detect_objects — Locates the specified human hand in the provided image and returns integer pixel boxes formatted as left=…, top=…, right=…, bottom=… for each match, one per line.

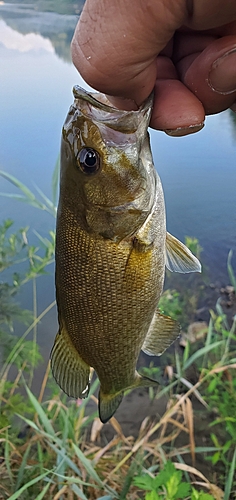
left=71, top=0, right=236, bottom=135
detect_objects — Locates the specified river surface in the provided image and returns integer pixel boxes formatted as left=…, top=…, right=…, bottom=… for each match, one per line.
left=1, top=3, right=236, bottom=359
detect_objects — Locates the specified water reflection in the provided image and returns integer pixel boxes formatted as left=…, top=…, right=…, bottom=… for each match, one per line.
left=0, top=2, right=83, bottom=61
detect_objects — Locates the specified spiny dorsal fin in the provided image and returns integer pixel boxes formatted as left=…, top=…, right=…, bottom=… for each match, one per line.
left=50, top=327, right=90, bottom=399
left=166, top=232, right=201, bottom=273
left=142, top=310, right=180, bottom=356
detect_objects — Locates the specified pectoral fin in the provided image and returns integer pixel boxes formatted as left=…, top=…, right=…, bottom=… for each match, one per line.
left=142, top=310, right=180, bottom=356
left=50, top=326, right=90, bottom=399
left=166, top=232, right=201, bottom=273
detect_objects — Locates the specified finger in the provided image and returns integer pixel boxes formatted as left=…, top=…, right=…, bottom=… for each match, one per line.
left=71, top=0, right=190, bottom=104
left=151, top=79, right=204, bottom=134
left=177, top=36, right=236, bottom=114
left=187, top=1, right=236, bottom=30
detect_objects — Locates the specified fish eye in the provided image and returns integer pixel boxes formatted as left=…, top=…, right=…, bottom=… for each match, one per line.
left=77, top=147, right=100, bottom=175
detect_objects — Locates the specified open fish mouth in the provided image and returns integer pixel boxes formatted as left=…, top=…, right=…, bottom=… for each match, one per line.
left=73, top=85, right=154, bottom=134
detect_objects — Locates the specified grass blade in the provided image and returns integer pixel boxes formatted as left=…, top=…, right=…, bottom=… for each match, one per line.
left=4, top=432, right=13, bottom=486
left=48, top=442, right=82, bottom=477
left=227, top=250, right=236, bottom=291
left=72, top=443, right=104, bottom=487
left=25, top=386, right=56, bottom=436
left=34, top=185, right=56, bottom=217
left=14, top=444, right=31, bottom=492
left=183, top=341, right=224, bottom=370
left=224, top=446, right=236, bottom=500
left=51, top=155, right=60, bottom=207
left=71, top=483, right=89, bottom=500
left=0, top=171, right=48, bottom=210
left=34, top=483, right=51, bottom=500
left=8, top=471, right=50, bottom=500
left=96, top=497, right=113, bottom=500
left=73, top=443, right=118, bottom=497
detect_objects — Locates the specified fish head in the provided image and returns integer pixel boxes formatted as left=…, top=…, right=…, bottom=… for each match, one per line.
left=60, top=86, right=156, bottom=240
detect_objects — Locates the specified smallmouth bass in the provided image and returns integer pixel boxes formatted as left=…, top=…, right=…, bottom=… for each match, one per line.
left=51, top=86, right=201, bottom=423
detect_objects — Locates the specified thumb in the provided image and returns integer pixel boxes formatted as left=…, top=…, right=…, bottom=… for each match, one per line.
left=71, top=0, right=188, bottom=106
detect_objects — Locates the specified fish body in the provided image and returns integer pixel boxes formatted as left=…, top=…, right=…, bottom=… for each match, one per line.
left=51, top=86, right=201, bottom=422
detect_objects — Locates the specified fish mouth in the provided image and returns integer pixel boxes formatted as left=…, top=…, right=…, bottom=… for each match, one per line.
left=73, top=85, right=153, bottom=133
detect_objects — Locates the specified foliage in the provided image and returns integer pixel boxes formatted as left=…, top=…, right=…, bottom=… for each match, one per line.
left=134, top=461, right=214, bottom=500
left=185, top=236, right=202, bottom=260
left=227, top=250, right=236, bottom=292
left=158, top=289, right=183, bottom=321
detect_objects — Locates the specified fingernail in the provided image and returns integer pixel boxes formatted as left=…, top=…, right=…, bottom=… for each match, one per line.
left=208, top=49, right=236, bottom=94
left=165, top=123, right=204, bottom=137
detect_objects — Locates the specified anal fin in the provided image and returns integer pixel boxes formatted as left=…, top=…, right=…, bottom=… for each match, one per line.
left=142, top=310, right=180, bottom=356
left=50, top=327, right=90, bottom=399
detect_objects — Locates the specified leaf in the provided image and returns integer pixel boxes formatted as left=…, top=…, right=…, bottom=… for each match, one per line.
left=68, top=483, right=88, bottom=500
left=227, top=250, right=236, bottom=291
left=224, top=446, right=236, bottom=500
left=146, top=492, right=161, bottom=500
left=198, top=495, right=215, bottom=500
left=0, top=170, right=54, bottom=214
left=15, top=444, right=31, bottom=492
left=34, top=483, right=51, bottom=500
left=133, top=474, right=155, bottom=491
left=157, top=461, right=177, bottom=487
left=8, top=471, right=50, bottom=500
left=34, top=185, right=56, bottom=217
left=175, top=482, right=191, bottom=499
left=48, top=442, right=82, bottom=477
left=96, top=497, right=114, bottom=500
left=25, top=386, right=56, bottom=436
left=183, top=341, right=224, bottom=370
left=51, top=155, right=60, bottom=206
left=72, top=443, right=105, bottom=488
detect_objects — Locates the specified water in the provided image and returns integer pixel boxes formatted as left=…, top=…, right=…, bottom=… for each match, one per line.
left=1, top=3, right=236, bottom=358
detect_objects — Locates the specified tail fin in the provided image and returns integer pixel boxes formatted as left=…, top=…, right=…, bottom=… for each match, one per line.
left=99, top=372, right=159, bottom=423
left=99, top=390, right=124, bottom=424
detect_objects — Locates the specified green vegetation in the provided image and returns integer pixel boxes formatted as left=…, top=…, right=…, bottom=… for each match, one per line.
left=0, top=169, right=236, bottom=499
left=134, top=461, right=215, bottom=500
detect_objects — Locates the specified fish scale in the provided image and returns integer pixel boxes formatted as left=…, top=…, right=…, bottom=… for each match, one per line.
left=51, top=86, right=201, bottom=423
